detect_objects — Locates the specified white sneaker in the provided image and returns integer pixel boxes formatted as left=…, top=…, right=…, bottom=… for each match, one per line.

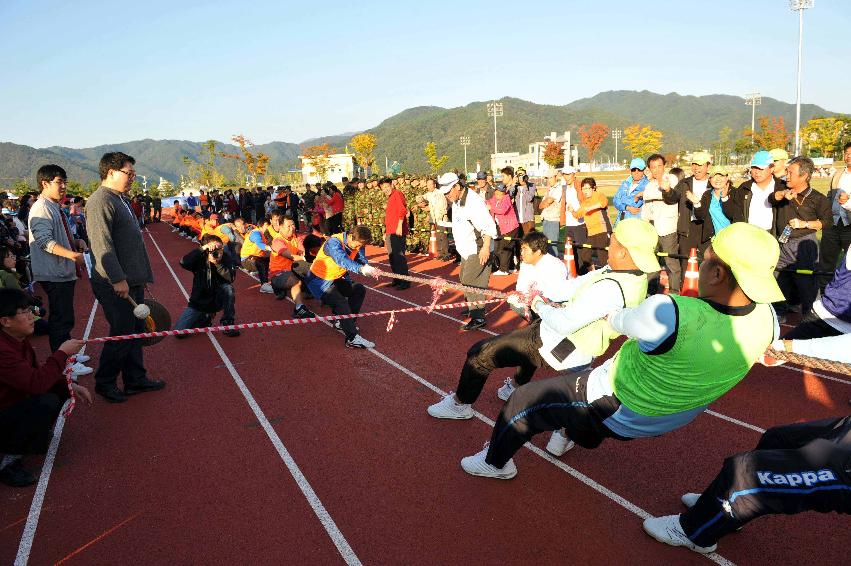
left=332, top=321, right=345, bottom=334
left=642, top=515, right=717, bottom=554
left=259, top=283, right=274, bottom=294
left=493, top=270, right=509, bottom=276
left=496, top=377, right=515, bottom=401
left=75, top=353, right=91, bottom=363
left=681, top=493, right=701, bottom=508
left=345, top=334, right=374, bottom=349
left=546, top=430, right=575, bottom=456
left=71, top=362, right=93, bottom=376
left=427, top=393, right=473, bottom=419
left=460, top=445, right=517, bottom=479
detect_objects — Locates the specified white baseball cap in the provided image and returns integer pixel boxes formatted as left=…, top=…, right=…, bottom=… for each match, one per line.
left=438, top=172, right=460, bottom=194
left=562, top=165, right=577, bottom=174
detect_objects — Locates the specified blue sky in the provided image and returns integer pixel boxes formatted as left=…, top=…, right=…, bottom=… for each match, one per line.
left=0, top=0, right=847, bottom=148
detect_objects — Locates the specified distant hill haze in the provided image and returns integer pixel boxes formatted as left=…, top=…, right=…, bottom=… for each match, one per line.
left=0, top=90, right=836, bottom=185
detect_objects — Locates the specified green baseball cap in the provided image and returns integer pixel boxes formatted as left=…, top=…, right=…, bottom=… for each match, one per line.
left=709, top=166, right=728, bottom=177
left=710, top=223, right=784, bottom=303
left=691, top=151, right=712, bottom=165
left=614, top=218, right=660, bottom=273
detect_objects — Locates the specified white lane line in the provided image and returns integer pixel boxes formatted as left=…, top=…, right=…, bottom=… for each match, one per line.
left=146, top=230, right=361, bottom=566
left=15, top=300, right=99, bottom=566
left=373, top=259, right=851, bottom=388
left=705, top=410, right=765, bottom=434
left=231, top=240, right=734, bottom=563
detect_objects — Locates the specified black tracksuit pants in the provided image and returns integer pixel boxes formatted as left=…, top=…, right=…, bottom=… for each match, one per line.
left=456, top=320, right=544, bottom=405
left=320, top=279, right=366, bottom=341
left=679, top=416, right=851, bottom=548
left=0, top=382, right=69, bottom=455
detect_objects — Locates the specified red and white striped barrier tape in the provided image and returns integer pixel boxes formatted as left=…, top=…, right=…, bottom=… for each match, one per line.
left=62, top=355, right=77, bottom=417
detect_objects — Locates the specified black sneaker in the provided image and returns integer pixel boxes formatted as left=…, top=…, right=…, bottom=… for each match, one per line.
left=293, top=305, right=316, bottom=319
left=460, top=318, right=486, bottom=332
left=124, top=378, right=167, bottom=396
left=0, top=459, right=37, bottom=487
left=95, top=384, right=128, bottom=403
left=223, top=328, right=241, bottom=337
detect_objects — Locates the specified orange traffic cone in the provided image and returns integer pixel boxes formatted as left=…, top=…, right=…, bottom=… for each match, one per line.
left=429, top=224, right=438, bottom=258
left=563, top=236, right=578, bottom=279
left=681, top=247, right=699, bottom=297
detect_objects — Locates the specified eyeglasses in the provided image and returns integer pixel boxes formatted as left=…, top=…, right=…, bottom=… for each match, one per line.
left=115, top=169, right=137, bottom=179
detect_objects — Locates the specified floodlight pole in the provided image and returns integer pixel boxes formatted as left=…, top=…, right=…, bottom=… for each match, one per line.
left=611, top=129, right=622, bottom=166
left=460, top=136, right=471, bottom=174
left=487, top=101, right=503, bottom=156
left=791, top=0, right=814, bottom=156
left=744, top=91, right=762, bottom=146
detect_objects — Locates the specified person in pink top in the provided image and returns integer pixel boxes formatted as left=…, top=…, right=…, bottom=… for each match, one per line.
left=488, top=181, right=520, bottom=275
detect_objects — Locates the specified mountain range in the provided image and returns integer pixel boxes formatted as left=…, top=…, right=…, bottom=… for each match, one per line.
left=0, top=90, right=838, bottom=187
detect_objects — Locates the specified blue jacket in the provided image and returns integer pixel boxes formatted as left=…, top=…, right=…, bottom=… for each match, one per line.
left=305, top=234, right=368, bottom=297
left=613, top=175, right=649, bottom=224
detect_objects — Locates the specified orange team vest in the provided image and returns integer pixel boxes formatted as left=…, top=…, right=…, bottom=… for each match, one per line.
left=191, top=217, right=203, bottom=235
left=268, top=226, right=301, bottom=273
left=310, top=233, right=358, bottom=281
left=173, top=210, right=183, bottom=224
left=214, top=223, right=233, bottom=245
left=239, top=226, right=267, bottom=259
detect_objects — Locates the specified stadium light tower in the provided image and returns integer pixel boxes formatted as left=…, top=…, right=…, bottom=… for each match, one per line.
left=744, top=91, right=762, bottom=144
left=487, top=101, right=503, bottom=155
left=611, top=128, right=622, bottom=165
left=791, top=0, right=814, bottom=156
left=459, top=135, right=471, bottom=174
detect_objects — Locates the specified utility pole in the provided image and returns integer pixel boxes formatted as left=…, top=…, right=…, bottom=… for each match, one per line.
left=744, top=91, right=762, bottom=146
left=487, top=101, right=503, bottom=156
left=459, top=136, right=470, bottom=174
left=791, top=0, right=814, bottom=155
left=611, top=129, right=622, bottom=166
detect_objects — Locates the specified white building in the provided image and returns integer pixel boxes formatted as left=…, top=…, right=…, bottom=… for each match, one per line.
left=300, top=153, right=355, bottom=184
left=490, top=131, right=572, bottom=177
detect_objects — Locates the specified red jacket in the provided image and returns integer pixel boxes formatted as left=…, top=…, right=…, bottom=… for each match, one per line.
left=0, top=330, right=68, bottom=411
left=384, top=189, right=409, bottom=236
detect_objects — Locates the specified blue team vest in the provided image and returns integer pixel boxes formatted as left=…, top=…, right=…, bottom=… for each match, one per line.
left=822, top=256, right=851, bottom=323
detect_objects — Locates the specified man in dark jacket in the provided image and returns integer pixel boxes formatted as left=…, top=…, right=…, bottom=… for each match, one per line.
left=87, top=152, right=164, bottom=403
left=662, top=152, right=713, bottom=267
left=769, top=156, right=832, bottom=318
left=722, top=150, right=784, bottom=229
left=174, top=234, right=240, bottom=337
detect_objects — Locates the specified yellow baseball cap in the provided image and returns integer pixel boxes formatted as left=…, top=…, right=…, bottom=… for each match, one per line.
left=691, top=151, right=712, bottom=165
left=614, top=218, right=660, bottom=273
left=708, top=166, right=728, bottom=177
left=710, top=223, right=784, bottom=303
left=769, top=148, right=789, bottom=161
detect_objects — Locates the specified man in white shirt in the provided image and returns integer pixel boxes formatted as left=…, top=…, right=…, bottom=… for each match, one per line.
left=427, top=221, right=657, bottom=425
left=641, top=154, right=682, bottom=293
left=416, top=177, right=451, bottom=260
left=538, top=172, right=563, bottom=256
left=662, top=151, right=713, bottom=268
left=438, top=172, right=497, bottom=331
left=722, top=151, right=781, bottom=231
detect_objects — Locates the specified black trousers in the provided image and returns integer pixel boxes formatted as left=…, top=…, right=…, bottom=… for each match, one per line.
left=456, top=320, right=544, bottom=404
left=321, top=279, right=365, bottom=340
left=565, top=225, right=590, bottom=275
left=0, top=382, right=68, bottom=455
left=327, top=213, right=343, bottom=235
left=91, top=279, right=147, bottom=389
left=39, top=280, right=76, bottom=352
left=679, top=416, right=851, bottom=548
left=485, top=369, right=627, bottom=468
left=242, top=256, right=270, bottom=283
left=678, top=225, right=709, bottom=273
left=776, top=234, right=819, bottom=316
left=386, top=234, right=409, bottom=284
left=818, top=224, right=851, bottom=292
left=494, top=228, right=519, bottom=273
left=435, top=225, right=450, bottom=257
left=781, top=311, right=843, bottom=340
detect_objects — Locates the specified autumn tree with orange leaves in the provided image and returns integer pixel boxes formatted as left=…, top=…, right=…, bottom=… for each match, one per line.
left=578, top=123, right=608, bottom=170
left=220, top=135, right=270, bottom=186
left=743, top=116, right=791, bottom=151
left=301, top=143, right=337, bottom=182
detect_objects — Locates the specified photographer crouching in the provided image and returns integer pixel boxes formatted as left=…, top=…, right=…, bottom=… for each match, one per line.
left=174, top=234, right=240, bottom=338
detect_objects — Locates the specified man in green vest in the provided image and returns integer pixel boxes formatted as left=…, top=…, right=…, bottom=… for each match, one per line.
left=460, top=222, right=783, bottom=480
left=427, top=218, right=659, bottom=425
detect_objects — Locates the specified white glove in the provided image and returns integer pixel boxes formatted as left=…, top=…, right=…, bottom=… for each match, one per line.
left=506, top=292, right=525, bottom=310
left=360, top=265, right=379, bottom=278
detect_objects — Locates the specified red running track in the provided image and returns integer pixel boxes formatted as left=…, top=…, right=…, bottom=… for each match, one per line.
left=1, top=221, right=849, bottom=565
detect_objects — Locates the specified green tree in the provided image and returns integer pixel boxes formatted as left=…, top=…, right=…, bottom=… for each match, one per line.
left=713, top=127, right=733, bottom=165
left=424, top=142, right=449, bottom=174
left=351, top=133, right=377, bottom=177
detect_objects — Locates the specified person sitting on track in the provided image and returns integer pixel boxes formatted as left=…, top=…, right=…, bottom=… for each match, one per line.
left=238, top=216, right=274, bottom=294
left=304, top=225, right=379, bottom=349
left=0, top=288, right=92, bottom=487
left=644, top=332, right=851, bottom=554
left=174, top=234, right=240, bottom=338
left=458, top=222, right=782, bottom=479
left=266, top=210, right=315, bottom=319
left=427, top=220, right=658, bottom=453
left=170, top=200, right=184, bottom=232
